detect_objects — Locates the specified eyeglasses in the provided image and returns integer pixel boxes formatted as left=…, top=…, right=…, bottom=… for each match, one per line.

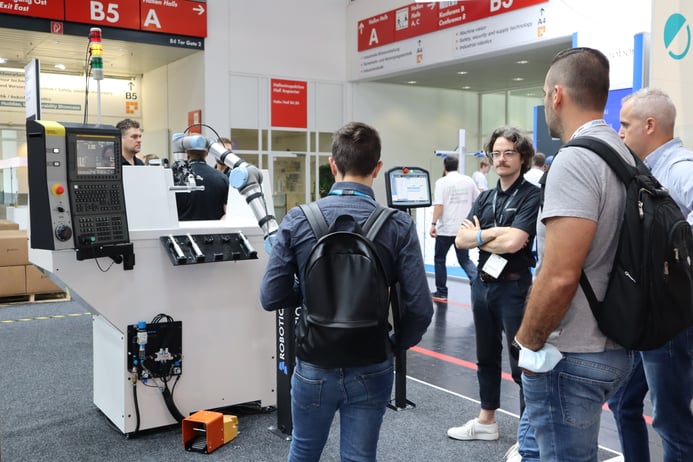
left=490, top=150, right=518, bottom=159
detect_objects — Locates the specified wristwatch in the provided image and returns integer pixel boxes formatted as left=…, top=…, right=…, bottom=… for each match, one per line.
left=431, top=223, right=436, bottom=226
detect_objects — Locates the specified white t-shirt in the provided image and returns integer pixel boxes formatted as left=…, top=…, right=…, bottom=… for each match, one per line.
left=524, top=167, right=544, bottom=187
left=433, top=171, right=479, bottom=235
left=472, top=170, right=488, bottom=191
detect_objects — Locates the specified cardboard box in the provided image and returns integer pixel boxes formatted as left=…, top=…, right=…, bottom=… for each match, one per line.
left=0, top=231, right=28, bottom=267
left=0, top=220, right=19, bottom=231
left=0, top=265, right=26, bottom=297
left=25, top=264, right=62, bottom=294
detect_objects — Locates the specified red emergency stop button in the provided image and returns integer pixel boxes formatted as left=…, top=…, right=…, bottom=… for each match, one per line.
left=52, top=184, right=65, bottom=196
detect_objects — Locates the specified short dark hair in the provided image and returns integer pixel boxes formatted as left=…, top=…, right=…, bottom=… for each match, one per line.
left=116, top=118, right=140, bottom=136
left=547, top=47, right=610, bottom=111
left=331, top=122, right=381, bottom=177
left=484, top=126, right=535, bottom=174
left=444, top=155, right=459, bottom=172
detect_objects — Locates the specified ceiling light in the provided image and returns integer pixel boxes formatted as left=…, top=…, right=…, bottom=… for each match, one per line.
left=512, top=77, right=524, bottom=81
left=0, top=58, right=6, bottom=64
left=462, top=85, right=471, bottom=90
left=407, top=80, right=417, bottom=84
left=457, top=71, right=468, bottom=75
left=54, top=64, right=66, bottom=70
left=516, top=60, right=529, bottom=64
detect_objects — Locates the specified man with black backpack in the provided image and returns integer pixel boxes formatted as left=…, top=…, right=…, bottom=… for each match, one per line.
left=608, top=88, right=693, bottom=462
left=260, top=121, right=433, bottom=462
left=513, top=48, right=635, bottom=461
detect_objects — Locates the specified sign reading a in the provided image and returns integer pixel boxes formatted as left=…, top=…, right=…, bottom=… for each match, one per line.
left=140, top=0, right=207, bottom=38
left=270, top=79, right=307, bottom=129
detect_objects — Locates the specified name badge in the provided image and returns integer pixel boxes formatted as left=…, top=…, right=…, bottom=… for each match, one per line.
left=483, top=253, right=508, bottom=278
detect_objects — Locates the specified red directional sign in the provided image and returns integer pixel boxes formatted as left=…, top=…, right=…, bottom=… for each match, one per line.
left=140, top=0, right=207, bottom=38
left=0, top=0, right=65, bottom=20
left=358, top=0, right=548, bottom=51
left=65, top=0, right=140, bottom=31
left=1, top=0, right=207, bottom=38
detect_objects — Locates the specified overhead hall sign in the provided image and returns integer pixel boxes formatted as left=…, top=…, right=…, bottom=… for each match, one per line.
left=358, top=0, right=547, bottom=51
left=1, top=0, right=207, bottom=38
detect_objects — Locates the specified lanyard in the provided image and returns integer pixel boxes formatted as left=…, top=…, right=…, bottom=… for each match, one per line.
left=328, top=189, right=372, bottom=198
left=492, top=181, right=522, bottom=227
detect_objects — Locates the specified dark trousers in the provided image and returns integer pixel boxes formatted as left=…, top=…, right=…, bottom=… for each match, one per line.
left=433, top=235, right=478, bottom=295
left=470, top=273, right=531, bottom=412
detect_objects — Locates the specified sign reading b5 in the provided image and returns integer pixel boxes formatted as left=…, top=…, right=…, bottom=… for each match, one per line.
left=64, top=0, right=207, bottom=38
left=65, top=0, right=140, bottom=30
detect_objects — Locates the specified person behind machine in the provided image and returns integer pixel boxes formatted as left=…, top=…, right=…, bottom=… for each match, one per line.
left=215, top=137, right=234, bottom=178
left=260, top=121, right=433, bottom=462
left=116, top=118, right=144, bottom=166
left=175, top=148, right=229, bottom=221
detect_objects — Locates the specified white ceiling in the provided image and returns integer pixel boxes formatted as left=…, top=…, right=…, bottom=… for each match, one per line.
left=0, top=27, right=198, bottom=78
left=370, top=37, right=572, bottom=95
left=0, top=27, right=571, bottom=94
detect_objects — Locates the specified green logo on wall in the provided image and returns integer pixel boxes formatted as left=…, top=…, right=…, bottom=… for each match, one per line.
left=664, top=13, right=691, bottom=60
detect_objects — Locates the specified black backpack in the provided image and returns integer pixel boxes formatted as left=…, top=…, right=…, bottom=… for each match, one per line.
left=557, top=137, right=693, bottom=350
left=296, top=202, right=397, bottom=367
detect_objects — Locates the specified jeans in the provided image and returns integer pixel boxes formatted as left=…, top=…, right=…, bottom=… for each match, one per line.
left=519, top=349, right=633, bottom=462
left=607, top=327, right=693, bottom=462
left=470, top=273, right=530, bottom=411
left=434, top=235, right=478, bottom=295
left=288, top=357, right=394, bottom=462
left=607, top=354, right=651, bottom=462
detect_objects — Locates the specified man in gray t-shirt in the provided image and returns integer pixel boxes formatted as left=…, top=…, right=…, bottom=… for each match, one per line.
left=513, top=47, right=634, bottom=462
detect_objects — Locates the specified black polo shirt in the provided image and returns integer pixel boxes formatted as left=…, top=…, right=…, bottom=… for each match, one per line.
left=467, top=176, right=540, bottom=274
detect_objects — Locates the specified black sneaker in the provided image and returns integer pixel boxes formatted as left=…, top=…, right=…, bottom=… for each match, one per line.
left=431, top=291, right=448, bottom=300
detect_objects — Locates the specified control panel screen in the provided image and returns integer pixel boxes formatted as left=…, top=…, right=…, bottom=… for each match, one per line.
left=75, top=137, right=117, bottom=176
left=385, top=167, right=431, bottom=209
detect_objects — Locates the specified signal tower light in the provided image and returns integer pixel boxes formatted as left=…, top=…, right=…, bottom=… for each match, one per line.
left=89, top=27, right=104, bottom=80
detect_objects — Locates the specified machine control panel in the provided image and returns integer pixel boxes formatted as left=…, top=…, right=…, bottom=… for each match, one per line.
left=27, top=121, right=131, bottom=256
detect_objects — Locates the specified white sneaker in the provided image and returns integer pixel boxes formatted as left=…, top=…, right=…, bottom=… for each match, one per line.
left=447, top=418, right=499, bottom=441
left=504, top=442, right=521, bottom=462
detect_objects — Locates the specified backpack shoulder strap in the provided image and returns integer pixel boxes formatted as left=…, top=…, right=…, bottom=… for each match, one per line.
left=562, top=136, right=639, bottom=317
left=362, top=205, right=397, bottom=241
left=563, top=136, right=636, bottom=185
left=299, top=202, right=329, bottom=240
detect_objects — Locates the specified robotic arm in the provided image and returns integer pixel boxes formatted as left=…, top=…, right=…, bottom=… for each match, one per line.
left=172, top=133, right=278, bottom=253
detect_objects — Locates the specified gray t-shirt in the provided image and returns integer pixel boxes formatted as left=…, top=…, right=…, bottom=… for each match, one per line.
left=537, top=124, right=633, bottom=352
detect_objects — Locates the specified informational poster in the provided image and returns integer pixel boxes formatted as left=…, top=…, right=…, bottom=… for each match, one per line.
left=270, top=79, right=307, bottom=129
left=0, top=69, right=141, bottom=120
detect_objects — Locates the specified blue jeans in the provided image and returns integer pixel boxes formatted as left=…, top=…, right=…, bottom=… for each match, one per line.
left=288, top=357, right=394, bottom=462
left=434, top=235, right=478, bottom=295
left=470, top=273, right=531, bottom=411
left=518, top=349, right=633, bottom=462
left=607, top=327, right=693, bottom=462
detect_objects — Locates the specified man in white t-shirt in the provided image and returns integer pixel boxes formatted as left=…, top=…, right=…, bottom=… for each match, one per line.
left=430, top=155, right=480, bottom=299
left=472, top=158, right=490, bottom=191
left=523, top=152, right=545, bottom=187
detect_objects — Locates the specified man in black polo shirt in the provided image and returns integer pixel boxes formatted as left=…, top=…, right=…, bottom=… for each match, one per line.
left=176, top=149, right=229, bottom=221
left=446, top=126, right=540, bottom=444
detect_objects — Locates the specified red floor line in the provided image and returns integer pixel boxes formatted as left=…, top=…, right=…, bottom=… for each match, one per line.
left=433, top=298, right=472, bottom=309
left=410, top=345, right=654, bottom=425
